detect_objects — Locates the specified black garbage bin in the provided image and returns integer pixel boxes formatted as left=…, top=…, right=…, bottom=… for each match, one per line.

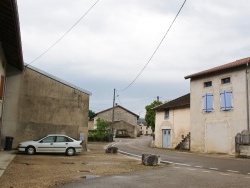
left=4, top=136, right=14, bottom=151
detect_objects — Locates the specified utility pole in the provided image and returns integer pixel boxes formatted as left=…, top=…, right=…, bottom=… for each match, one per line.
left=111, top=88, right=115, bottom=141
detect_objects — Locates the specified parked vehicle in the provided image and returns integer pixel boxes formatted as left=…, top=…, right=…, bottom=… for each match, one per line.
left=18, top=134, right=83, bottom=156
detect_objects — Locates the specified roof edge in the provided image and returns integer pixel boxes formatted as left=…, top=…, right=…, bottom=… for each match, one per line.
left=11, top=0, right=24, bottom=70
left=25, top=64, right=92, bottom=95
left=185, top=57, right=250, bottom=80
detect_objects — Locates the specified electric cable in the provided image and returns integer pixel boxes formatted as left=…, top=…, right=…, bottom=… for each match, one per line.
left=118, top=0, right=187, bottom=92
left=26, top=0, right=100, bottom=66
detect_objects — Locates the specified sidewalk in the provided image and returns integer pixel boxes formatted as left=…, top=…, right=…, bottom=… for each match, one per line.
left=0, top=150, right=16, bottom=178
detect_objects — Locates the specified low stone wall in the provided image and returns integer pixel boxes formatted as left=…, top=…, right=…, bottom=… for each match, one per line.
left=239, top=145, right=250, bottom=157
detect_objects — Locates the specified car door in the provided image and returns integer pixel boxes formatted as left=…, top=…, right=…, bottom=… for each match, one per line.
left=53, top=136, right=72, bottom=153
left=36, top=136, right=55, bottom=152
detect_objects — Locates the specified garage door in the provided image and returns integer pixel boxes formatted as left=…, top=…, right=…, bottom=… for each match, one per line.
left=205, top=122, right=228, bottom=153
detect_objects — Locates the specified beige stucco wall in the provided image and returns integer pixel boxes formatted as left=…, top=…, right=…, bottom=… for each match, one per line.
left=190, top=68, right=248, bottom=154
left=1, top=66, right=90, bottom=148
left=155, top=107, right=190, bottom=148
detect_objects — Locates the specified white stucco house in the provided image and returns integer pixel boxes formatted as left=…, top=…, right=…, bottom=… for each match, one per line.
left=185, top=57, right=250, bottom=155
left=137, top=118, right=152, bottom=135
left=153, top=94, right=190, bottom=149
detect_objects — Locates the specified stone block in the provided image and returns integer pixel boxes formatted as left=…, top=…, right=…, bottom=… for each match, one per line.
left=142, top=154, right=160, bottom=166
left=105, top=146, right=118, bottom=154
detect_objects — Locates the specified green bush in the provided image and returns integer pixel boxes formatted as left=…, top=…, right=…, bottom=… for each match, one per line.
left=88, top=118, right=111, bottom=142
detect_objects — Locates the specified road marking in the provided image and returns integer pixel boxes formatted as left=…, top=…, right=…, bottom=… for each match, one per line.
left=209, top=168, right=218, bottom=170
left=202, top=171, right=211, bottom=173
left=220, top=173, right=230, bottom=176
left=187, top=168, right=196, bottom=171
left=227, top=170, right=239, bottom=173
left=161, top=160, right=174, bottom=164
left=118, top=150, right=141, bottom=158
left=195, top=166, right=202, bottom=168
left=246, top=176, right=250, bottom=179
left=247, top=173, right=250, bottom=175
left=174, top=166, right=180, bottom=169
left=175, top=163, right=191, bottom=167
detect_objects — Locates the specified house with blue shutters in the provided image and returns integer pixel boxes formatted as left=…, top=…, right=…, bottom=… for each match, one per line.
left=185, top=57, right=250, bottom=154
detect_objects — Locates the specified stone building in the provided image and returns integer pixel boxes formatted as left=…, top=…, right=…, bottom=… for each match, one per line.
left=91, top=105, right=139, bottom=138
left=0, top=0, right=91, bottom=148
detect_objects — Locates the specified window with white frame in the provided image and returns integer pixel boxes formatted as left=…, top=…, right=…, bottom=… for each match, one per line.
left=220, top=89, right=233, bottom=111
left=164, top=109, right=169, bottom=119
left=202, top=93, right=213, bottom=112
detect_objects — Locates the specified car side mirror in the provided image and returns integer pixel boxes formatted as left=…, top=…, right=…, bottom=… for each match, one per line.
left=39, top=140, right=43, bottom=143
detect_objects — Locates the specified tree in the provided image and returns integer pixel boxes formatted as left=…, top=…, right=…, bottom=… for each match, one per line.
left=96, top=118, right=110, bottom=137
left=89, top=110, right=95, bottom=118
left=145, top=100, right=162, bottom=132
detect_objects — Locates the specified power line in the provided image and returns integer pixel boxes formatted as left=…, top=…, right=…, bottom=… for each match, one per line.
left=116, top=93, right=123, bottom=106
left=118, top=0, right=187, bottom=92
left=26, top=0, right=100, bottom=66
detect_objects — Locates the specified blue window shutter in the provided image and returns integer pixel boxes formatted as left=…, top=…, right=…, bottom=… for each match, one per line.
left=220, top=90, right=232, bottom=111
left=203, top=93, right=213, bottom=112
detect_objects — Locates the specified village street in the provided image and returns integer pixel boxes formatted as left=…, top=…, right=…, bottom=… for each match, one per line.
left=114, top=136, right=250, bottom=175
left=59, top=136, right=250, bottom=187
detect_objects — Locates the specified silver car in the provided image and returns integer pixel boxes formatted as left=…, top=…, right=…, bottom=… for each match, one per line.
left=18, top=134, right=83, bottom=156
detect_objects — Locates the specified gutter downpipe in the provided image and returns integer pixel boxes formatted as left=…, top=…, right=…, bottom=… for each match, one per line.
left=246, top=62, right=250, bottom=131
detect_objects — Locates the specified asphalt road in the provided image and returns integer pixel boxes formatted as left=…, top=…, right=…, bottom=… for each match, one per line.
left=59, top=136, right=250, bottom=188
left=113, top=136, right=250, bottom=175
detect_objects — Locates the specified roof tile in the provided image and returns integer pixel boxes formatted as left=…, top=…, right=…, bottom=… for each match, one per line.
left=185, top=57, right=250, bottom=79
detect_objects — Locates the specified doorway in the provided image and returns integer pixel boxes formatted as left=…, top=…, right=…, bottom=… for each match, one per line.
left=162, top=129, right=171, bottom=148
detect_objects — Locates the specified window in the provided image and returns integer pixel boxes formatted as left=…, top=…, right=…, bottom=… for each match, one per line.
left=221, top=77, right=230, bottom=84
left=204, top=81, right=212, bottom=87
left=55, top=136, right=73, bottom=142
left=41, top=136, right=55, bottom=143
left=220, top=90, right=233, bottom=111
left=164, top=109, right=169, bottom=119
left=203, top=93, right=213, bottom=112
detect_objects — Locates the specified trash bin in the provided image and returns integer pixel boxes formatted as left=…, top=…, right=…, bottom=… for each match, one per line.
left=4, top=136, right=14, bottom=151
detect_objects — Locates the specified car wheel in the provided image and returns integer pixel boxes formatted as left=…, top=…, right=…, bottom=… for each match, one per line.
left=66, top=148, right=75, bottom=156
left=26, top=146, right=36, bottom=155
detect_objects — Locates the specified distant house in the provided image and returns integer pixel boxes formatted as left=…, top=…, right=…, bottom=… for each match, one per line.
left=0, top=0, right=91, bottom=149
left=90, top=105, right=139, bottom=138
left=137, top=118, right=152, bottom=135
left=153, top=94, right=190, bottom=149
left=185, top=57, right=250, bottom=154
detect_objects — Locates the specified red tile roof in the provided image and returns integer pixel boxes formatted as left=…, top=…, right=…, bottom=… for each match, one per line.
left=185, top=57, right=250, bottom=79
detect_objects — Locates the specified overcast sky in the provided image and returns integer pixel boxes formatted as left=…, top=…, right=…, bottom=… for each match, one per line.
left=17, top=0, right=250, bottom=117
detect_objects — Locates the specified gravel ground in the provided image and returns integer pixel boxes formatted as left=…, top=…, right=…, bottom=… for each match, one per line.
left=0, top=142, right=163, bottom=188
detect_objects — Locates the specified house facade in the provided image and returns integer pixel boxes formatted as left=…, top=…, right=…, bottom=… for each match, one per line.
left=0, top=0, right=91, bottom=148
left=137, top=118, right=152, bottom=135
left=185, top=57, right=250, bottom=154
left=153, top=94, right=190, bottom=149
left=91, top=105, right=139, bottom=138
